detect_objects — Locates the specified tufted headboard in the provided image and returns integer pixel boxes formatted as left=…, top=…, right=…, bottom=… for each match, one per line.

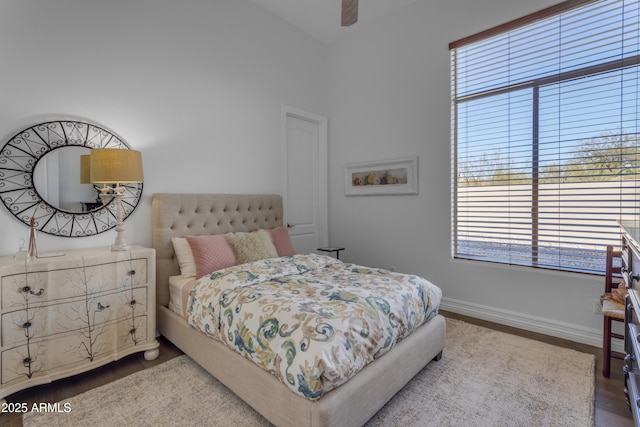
left=151, top=193, right=284, bottom=307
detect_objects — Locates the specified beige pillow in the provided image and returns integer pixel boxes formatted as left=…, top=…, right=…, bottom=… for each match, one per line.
left=171, top=237, right=197, bottom=278
left=227, top=230, right=278, bottom=264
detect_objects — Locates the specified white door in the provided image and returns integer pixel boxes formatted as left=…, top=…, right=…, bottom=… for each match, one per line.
left=281, top=105, right=328, bottom=254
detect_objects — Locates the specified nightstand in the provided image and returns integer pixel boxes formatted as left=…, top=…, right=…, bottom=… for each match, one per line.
left=0, top=245, right=159, bottom=402
left=317, top=246, right=345, bottom=259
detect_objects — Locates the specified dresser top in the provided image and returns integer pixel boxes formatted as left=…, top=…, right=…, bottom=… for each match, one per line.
left=0, top=245, right=153, bottom=269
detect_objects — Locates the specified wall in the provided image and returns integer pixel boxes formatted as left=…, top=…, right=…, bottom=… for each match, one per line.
left=327, top=0, right=609, bottom=346
left=0, top=0, right=327, bottom=254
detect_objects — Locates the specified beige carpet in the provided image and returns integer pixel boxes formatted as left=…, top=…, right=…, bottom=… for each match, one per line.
left=23, top=318, right=595, bottom=427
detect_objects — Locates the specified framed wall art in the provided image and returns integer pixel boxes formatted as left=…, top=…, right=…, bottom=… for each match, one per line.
left=344, top=156, right=418, bottom=196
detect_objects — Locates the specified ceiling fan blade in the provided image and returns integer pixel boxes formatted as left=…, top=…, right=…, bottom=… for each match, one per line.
left=341, top=0, right=358, bottom=27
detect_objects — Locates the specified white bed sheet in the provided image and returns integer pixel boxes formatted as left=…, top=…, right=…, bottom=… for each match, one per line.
left=168, top=275, right=195, bottom=317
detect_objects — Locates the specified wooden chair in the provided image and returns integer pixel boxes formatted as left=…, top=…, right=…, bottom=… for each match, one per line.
left=602, top=245, right=625, bottom=378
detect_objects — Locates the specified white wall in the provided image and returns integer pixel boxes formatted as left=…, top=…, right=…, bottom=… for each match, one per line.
left=327, top=0, right=608, bottom=345
left=0, top=0, right=327, bottom=254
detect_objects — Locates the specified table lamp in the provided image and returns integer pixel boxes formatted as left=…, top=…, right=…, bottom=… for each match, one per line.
left=89, top=148, right=143, bottom=251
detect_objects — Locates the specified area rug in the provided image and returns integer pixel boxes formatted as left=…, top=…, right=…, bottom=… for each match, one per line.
left=23, top=318, right=595, bottom=427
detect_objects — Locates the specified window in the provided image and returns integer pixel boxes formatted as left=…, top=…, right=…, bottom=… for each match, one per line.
left=451, top=0, right=640, bottom=274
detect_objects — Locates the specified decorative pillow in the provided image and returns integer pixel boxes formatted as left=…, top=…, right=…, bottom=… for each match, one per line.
left=227, top=229, right=278, bottom=264
left=186, top=234, right=237, bottom=278
left=171, top=237, right=197, bottom=278
left=269, top=227, right=296, bottom=256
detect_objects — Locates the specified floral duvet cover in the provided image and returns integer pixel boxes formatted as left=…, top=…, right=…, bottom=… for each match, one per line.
left=186, top=253, right=442, bottom=400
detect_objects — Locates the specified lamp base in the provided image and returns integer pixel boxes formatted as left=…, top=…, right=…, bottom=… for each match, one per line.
left=110, top=186, right=130, bottom=252
left=111, top=221, right=130, bottom=251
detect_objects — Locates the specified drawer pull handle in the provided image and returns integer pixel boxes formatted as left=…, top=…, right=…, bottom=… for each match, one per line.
left=129, top=328, right=136, bottom=335
left=22, top=321, right=32, bottom=329
left=97, top=302, right=110, bottom=311
left=129, top=300, right=137, bottom=307
left=22, top=357, right=31, bottom=366
left=20, top=286, right=44, bottom=297
left=128, top=270, right=136, bottom=276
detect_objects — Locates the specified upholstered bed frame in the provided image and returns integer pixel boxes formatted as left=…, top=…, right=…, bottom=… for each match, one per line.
left=151, top=193, right=446, bottom=427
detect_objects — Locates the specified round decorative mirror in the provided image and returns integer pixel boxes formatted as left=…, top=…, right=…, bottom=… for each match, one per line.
left=0, top=120, right=143, bottom=237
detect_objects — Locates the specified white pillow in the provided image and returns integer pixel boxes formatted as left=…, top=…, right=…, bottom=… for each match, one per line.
left=171, top=237, right=196, bottom=278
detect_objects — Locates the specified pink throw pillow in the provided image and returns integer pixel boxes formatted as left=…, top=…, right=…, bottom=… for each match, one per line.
left=186, top=234, right=237, bottom=278
left=269, top=227, right=296, bottom=256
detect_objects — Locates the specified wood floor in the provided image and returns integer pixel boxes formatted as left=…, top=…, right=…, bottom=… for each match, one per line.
left=0, top=312, right=633, bottom=427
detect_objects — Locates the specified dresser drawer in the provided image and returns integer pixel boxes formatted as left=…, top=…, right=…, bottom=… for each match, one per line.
left=2, top=290, right=118, bottom=346
left=1, top=315, right=149, bottom=385
left=628, top=371, right=640, bottom=423
left=1, top=257, right=149, bottom=310
left=2, top=286, right=148, bottom=347
left=629, top=323, right=640, bottom=362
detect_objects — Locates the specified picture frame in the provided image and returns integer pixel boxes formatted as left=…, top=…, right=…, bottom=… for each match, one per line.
left=344, top=156, right=418, bottom=196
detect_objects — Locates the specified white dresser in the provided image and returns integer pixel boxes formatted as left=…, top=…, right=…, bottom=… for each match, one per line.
left=0, top=246, right=159, bottom=401
left=621, top=222, right=640, bottom=426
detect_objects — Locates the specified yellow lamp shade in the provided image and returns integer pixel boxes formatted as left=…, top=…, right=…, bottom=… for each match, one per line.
left=89, top=149, right=144, bottom=184
left=80, top=154, right=91, bottom=184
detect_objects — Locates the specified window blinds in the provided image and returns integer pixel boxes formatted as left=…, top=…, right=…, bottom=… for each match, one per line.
left=451, top=0, right=640, bottom=274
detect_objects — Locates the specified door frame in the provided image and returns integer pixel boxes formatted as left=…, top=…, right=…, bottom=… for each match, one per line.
left=280, top=104, right=329, bottom=248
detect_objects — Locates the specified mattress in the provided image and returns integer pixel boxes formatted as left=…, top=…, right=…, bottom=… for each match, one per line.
left=168, top=275, right=195, bottom=317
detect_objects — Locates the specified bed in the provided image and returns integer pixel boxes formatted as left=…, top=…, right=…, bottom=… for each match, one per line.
left=151, top=193, right=446, bottom=427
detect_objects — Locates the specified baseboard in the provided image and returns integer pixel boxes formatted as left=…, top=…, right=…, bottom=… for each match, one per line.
left=440, top=297, right=624, bottom=353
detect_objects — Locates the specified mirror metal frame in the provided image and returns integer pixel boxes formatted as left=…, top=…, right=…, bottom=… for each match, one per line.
left=0, top=120, right=143, bottom=237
